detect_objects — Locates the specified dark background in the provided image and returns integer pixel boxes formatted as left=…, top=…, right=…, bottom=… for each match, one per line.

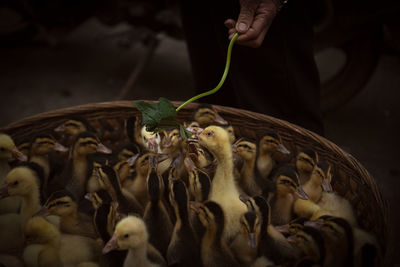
left=0, top=0, right=399, bottom=265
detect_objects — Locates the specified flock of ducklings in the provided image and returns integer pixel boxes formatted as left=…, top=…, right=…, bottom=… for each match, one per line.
left=0, top=104, right=381, bottom=267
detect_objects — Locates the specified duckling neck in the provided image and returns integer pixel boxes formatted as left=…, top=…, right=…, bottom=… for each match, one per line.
left=303, top=178, right=322, bottom=203
left=212, top=145, right=236, bottom=192
left=21, top=186, right=40, bottom=224
left=241, top=157, right=256, bottom=182
left=61, top=211, right=79, bottom=231
left=256, top=153, right=274, bottom=178
left=272, top=193, right=294, bottom=224
left=30, top=155, right=50, bottom=179
left=127, top=244, right=148, bottom=266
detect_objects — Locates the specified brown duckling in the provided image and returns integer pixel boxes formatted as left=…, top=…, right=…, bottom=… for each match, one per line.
left=54, top=116, right=94, bottom=149
left=190, top=201, right=240, bottom=267
left=44, top=189, right=97, bottom=238
left=229, top=211, right=261, bottom=266
left=295, top=147, right=319, bottom=185
left=187, top=141, right=216, bottom=176
left=117, top=143, right=140, bottom=162
left=96, top=165, right=143, bottom=216
left=256, top=130, right=291, bottom=181
left=269, top=165, right=308, bottom=225
left=197, top=126, right=247, bottom=243
left=184, top=157, right=211, bottom=202
left=103, top=216, right=167, bottom=267
left=233, top=137, right=262, bottom=196
left=193, top=104, right=228, bottom=128
left=50, top=132, right=112, bottom=200
left=167, top=178, right=201, bottom=267
left=143, top=156, right=173, bottom=257
left=242, top=195, right=298, bottom=265
left=159, top=128, right=185, bottom=176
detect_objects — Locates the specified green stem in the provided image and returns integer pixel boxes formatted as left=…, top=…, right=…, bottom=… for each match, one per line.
left=176, top=32, right=239, bottom=112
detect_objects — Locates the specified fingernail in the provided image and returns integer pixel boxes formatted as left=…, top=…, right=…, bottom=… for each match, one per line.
left=238, top=23, right=247, bottom=32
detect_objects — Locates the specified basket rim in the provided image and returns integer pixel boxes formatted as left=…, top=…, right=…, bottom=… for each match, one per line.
left=0, top=99, right=389, bottom=250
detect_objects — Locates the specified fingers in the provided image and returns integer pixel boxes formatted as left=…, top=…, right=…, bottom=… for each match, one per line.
left=236, top=0, right=259, bottom=33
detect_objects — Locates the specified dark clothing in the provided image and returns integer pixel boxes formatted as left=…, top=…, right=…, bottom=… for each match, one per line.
left=179, top=0, right=324, bottom=135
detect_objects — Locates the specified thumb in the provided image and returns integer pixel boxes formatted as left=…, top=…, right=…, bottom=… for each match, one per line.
left=236, top=0, right=259, bottom=33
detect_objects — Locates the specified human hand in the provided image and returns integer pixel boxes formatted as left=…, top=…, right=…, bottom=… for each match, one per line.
left=225, top=0, right=278, bottom=48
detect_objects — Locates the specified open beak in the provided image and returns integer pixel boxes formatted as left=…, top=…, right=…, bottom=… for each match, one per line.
left=295, top=186, right=309, bottom=200
left=148, top=138, right=159, bottom=153
left=274, top=224, right=291, bottom=234
left=277, top=143, right=290, bottom=155
left=11, top=146, right=27, bottom=161
left=287, top=235, right=297, bottom=244
left=54, top=143, right=69, bottom=152
left=0, top=183, right=9, bottom=199
left=54, top=124, right=65, bottom=133
left=321, top=178, right=333, bottom=192
left=103, top=234, right=119, bottom=254
left=97, top=143, right=112, bottom=154
left=213, top=113, right=228, bottom=125
left=248, top=232, right=257, bottom=248
left=126, top=154, right=139, bottom=166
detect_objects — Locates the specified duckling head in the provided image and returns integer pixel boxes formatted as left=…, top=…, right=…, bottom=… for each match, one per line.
left=54, top=116, right=92, bottom=136
left=234, top=137, right=257, bottom=162
left=30, top=133, right=68, bottom=155
left=191, top=201, right=225, bottom=237
left=103, top=216, right=148, bottom=253
left=185, top=157, right=211, bottom=202
left=17, top=139, right=31, bottom=157
left=296, top=147, right=319, bottom=174
left=310, top=161, right=333, bottom=192
left=287, top=226, right=325, bottom=263
left=140, top=126, right=160, bottom=153
left=198, top=126, right=231, bottom=160
left=241, top=211, right=261, bottom=248
left=135, top=152, right=155, bottom=177
left=193, top=104, right=228, bottom=127
left=221, top=124, right=235, bottom=144
left=117, top=143, right=140, bottom=161
left=45, top=190, right=77, bottom=217
left=24, top=216, right=61, bottom=246
left=273, top=165, right=308, bottom=200
left=113, top=160, right=131, bottom=184
left=161, top=128, right=181, bottom=154
left=257, top=130, right=290, bottom=156
left=0, top=133, right=27, bottom=161
left=0, top=166, right=39, bottom=198
left=72, top=132, right=112, bottom=156
left=184, top=120, right=200, bottom=129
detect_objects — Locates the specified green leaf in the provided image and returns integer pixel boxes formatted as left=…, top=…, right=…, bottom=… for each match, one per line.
left=179, top=124, right=194, bottom=140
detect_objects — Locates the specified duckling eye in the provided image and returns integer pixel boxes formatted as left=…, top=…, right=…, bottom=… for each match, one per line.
left=124, top=234, right=129, bottom=238
left=0, top=147, right=5, bottom=151
left=13, top=181, right=19, bottom=186
left=206, top=132, right=213, bottom=137
left=143, top=136, right=147, bottom=141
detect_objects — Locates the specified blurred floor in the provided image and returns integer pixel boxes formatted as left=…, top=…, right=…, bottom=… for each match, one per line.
left=0, top=18, right=399, bottom=265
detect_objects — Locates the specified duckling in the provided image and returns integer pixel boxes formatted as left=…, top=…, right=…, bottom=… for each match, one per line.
left=54, top=116, right=94, bottom=146
left=197, top=126, right=247, bottom=242
left=193, top=104, right=228, bottom=128
left=28, top=133, right=68, bottom=197
left=295, top=147, right=319, bottom=185
left=242, top=195, right=298, bottom=265
left=125, top=116, right=144, bottom=151
left=287, top=226, right=325, bottom=266
left=159, top=128, right=185, bottom=177
left=256, top=131, right=290, bottom=181
left=45, top=190, right=97, bottom=238
left=50, top=132, right=112, bottom=200
left=141, top=126, right=161, bottom=153
left=96, top=165, right=143, bottom=215
left=143, top=156, right=173, bottom=257
left=184, top=157, right=211, bottom=202
left=190, top=201, right=240, bottom=267
left=233, top=137, right=262, bottom=196
left=0, top=165, right=43, bottom=252
left=17, top=139, right=31, bottom=157
left=102, top=216, right=167, bottom=267
left=221, top=124, right=236, bottom=144
left=187, top=141, right=215, bottom=175
left=167, top=178, right=201, bottom=267
left=269, top=165, right=308, bottom=225
left=124, top=151, right=154, bottom=207
left=0, top=133, right=27, bottom=214
left=229, top=211, right=261, bottom=266
left=23, top=216, right=62, bottom=267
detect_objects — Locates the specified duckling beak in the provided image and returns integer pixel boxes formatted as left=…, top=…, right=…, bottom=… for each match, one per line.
left=11, top=146, right=27, bottom=162
left=275, top=224, right=291, bottom=234
left=103, top=234, right=119, bottom=254
left=295, top=186, right=309, bottom=200
left=287, top=235, right=297, bottom=244
left=232, top=144, right=238, bottom=153
left=239, top=194, right=249, bottom=204
left=97, top=143, right=112, bottom=154
left=0, top=183, right=9, bottom=199
left=126, top=154, right=139, bottom=166
left=189, top=201, right=201, bottom=213
left=277, top=144, right=290, bottom=155
left=213, top=113, right=228, bottom=125
left=304, top=220, right=324, bottom=229
left=54, top=124, right=65, bottom=133
left=248, top=232, right=257, bottom=248
left=84, top=193, right=93, bottom=202
left=162, top=136, right=172, bottom=148
left=33, top=206, right=51, bottom=217
left=147, top=137, right=159, bottom=153
left=54, top=143, right=69, bottom=152
left=195, top=128, right=204, bottom=137
left=321, top=178, right=333, bottom=192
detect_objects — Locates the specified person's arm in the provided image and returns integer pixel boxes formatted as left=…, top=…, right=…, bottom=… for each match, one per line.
left=225, top=0, right=283, bottom=48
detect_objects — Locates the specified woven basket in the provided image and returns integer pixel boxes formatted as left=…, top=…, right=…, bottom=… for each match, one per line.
left=0, top=100, right=388, bottom=255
